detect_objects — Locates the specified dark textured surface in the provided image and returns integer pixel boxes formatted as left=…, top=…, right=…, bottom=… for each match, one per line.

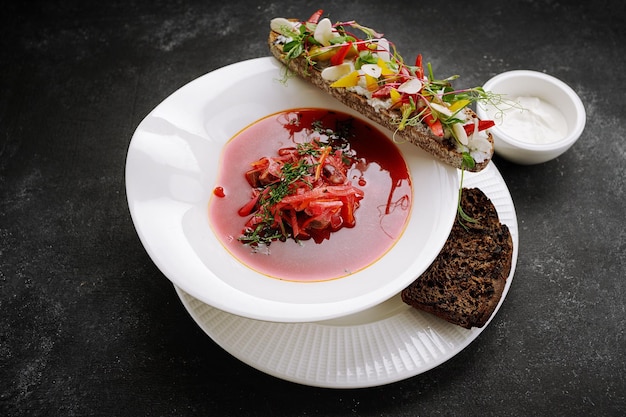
left=1, top=1, right=624, bottom=416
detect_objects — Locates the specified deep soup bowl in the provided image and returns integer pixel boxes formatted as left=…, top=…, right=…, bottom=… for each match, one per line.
left=126, top=57, right=459, bottom=322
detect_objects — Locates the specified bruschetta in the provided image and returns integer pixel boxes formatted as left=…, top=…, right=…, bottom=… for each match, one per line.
left=268, top=10, right=496, bottom=172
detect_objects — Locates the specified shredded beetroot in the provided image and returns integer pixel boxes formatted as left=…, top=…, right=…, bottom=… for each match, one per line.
left=239, top=138, right=364, bottom=245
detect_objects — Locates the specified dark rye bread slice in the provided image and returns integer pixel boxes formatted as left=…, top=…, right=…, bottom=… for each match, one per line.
left=401, top=188, right=513, bottom=329
left=268, top=28, right=493, bottom=173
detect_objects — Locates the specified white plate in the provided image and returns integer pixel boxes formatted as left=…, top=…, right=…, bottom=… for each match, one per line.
left=126, top=57, right=459, bottom=323
left=175, top=162, right=518, bottom=388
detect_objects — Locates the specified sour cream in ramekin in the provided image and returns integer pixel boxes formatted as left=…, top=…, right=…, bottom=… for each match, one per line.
left=487, top=96, right=568, bottom=144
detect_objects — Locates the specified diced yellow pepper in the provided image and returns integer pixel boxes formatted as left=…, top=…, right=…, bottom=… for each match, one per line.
left=449, top=99, right=471, bottom=113
left=377, top=58, right=395, bottom=76
left=390, top=88, right=402, bottom=105
left=308, top=45, right=336, bottom=62
left=365, top=74, right=379, bottom=91
left=330, top=70, right=360, bottom=88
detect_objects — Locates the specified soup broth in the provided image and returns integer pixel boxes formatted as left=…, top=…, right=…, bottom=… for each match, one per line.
left=208, top=109, right=411, bottom=281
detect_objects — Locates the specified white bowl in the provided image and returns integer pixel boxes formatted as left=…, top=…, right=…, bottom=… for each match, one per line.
left=125, top=57, right=459, bottom=323
left=476, top=70, right=586, bottom=165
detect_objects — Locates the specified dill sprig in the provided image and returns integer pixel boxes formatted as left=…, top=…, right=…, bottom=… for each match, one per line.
left=239, top=118, right=358, bottom=246
left=239, top=157, right=317, bottom=246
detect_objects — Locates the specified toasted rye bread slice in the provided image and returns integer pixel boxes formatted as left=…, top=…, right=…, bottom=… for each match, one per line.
left=268, top=29, right=493, bottom=172
left=401, top=188, right=513, bottom=329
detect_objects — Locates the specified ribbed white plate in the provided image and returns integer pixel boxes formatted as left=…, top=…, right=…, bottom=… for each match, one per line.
left=175, top=162, right=518, bottom=388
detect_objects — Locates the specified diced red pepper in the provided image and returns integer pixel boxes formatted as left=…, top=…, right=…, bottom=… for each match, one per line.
left=415, top=54, right=424, bottom=79
left=398, top=66, right=412, bottom=83
left=371, top=85, right=392, bottom=99
left=356, top=41, right=370, bottom=51
left=238, top=193, right=260, bottom=217
left=213, top=186, right=225, bottom=198
left=330, top=42, right=353, bottom=66
left=307, top=9, right=324, bottom=24
left=462, top=120, right=496, bottom=136
left=423, top=111, right=444, bottom=137
left=371, top=83, right=400, bottom=99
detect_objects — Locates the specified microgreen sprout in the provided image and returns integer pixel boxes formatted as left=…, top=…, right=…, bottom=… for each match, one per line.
left=457, top=155, right=478, bottom=228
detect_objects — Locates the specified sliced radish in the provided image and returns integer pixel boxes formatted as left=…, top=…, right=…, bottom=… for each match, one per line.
left=453, top=122, right=469, bottom=145
left=361, top=64, right=382, bottom=79
left=429, top=102, right=453, bottom=118
left=270, top=18, right=298, bottom=35
left=376, top=38, right=390, bottom=62
left=314, top=18, right=337, bottom=46
left=321, top=63, right=354, bottom=81
left=397, top=78, right=422, bottom=94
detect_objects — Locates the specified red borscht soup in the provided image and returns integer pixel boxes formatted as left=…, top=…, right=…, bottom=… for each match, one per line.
left=209, top=109, right=411, bottom=281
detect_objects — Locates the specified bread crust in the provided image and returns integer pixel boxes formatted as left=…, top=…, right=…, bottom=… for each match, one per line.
left=268, top=29, right=493, bottom=172
left=401, top=188, right=513, bottom=329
